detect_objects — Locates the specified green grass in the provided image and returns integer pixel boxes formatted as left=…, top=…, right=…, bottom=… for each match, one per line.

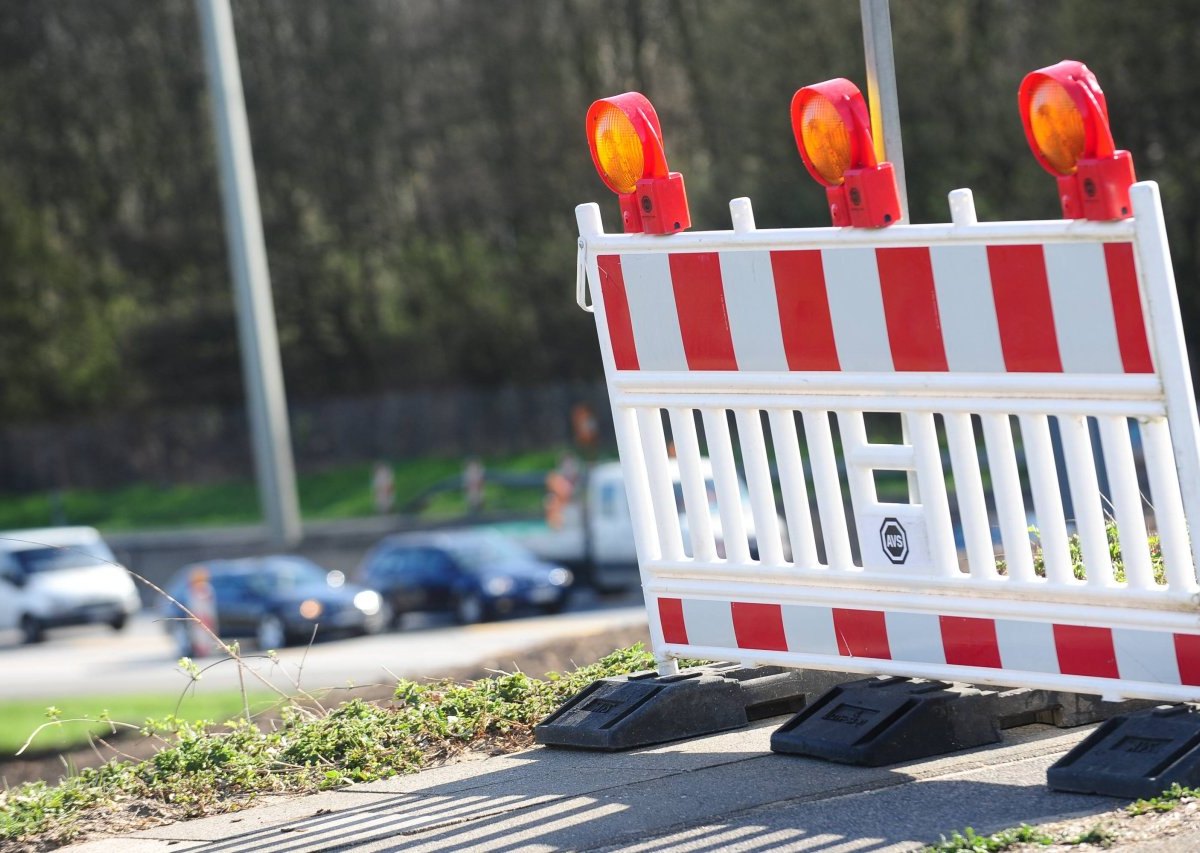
left=0, top=449, right=573, bottom=532
left=0, top=691, right=275, bottom=757
left=0, top=644, right=675, bottom=847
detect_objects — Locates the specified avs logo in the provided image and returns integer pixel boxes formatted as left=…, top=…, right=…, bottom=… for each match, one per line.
left=879, top=517, right=909, bottom=565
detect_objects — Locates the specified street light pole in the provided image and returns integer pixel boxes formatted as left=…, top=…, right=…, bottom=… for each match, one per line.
left=196, top=0, right=302, bottom=547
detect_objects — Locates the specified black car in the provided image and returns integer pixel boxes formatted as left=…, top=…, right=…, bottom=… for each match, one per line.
left=160, top=555, right=389, bottom=656
left=357, top=530, right=574, bottom=625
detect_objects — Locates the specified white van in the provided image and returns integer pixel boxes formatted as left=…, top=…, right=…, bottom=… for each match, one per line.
left=507, top=460, right=785, bottom=590
left=0, top=527, right=141, bottom=643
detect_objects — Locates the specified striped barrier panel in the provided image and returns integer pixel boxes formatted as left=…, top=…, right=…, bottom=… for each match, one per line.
left=576, top=182, right=1200, bottom=702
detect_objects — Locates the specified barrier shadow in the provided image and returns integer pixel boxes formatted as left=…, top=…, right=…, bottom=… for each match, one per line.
left=176, top=739, right=1121, bottom=853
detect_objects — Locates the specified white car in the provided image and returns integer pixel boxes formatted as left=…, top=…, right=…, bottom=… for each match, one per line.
left=0, top=526, right=141, bottom=644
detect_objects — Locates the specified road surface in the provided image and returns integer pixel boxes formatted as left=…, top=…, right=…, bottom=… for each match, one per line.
left=0, top=594, right=647, bottom=700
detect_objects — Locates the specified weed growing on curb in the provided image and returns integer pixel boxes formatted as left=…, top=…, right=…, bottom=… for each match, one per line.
left=926, top=824, right=1054, bottom=852
left=1128, top=783, right=1199, bottom=815
left=0, top=644, right=667, bottom=849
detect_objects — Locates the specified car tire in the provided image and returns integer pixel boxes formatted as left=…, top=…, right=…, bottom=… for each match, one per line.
left=109, top=614, right=128, bottom=632
left=454, top=592, right=485, bottom=625
left=170, top=621, right=195, bottom=658
left=19, top=615, right=44, bottom=645
left=540, top=597, right=568, bottom=616
left=256, top=613, right=288, bottom=651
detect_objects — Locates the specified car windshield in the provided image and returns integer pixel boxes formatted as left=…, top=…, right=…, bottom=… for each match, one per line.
left=251, top=558, right=330, bottom=593
left=443, top=534, right=532, bottom=572
left=12, top=541, right=117, bottom=574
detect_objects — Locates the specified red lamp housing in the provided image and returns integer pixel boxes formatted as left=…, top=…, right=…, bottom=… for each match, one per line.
left=790, top=78, right=902, bottom=228
left=1018, top=60, right=1136, bottom=220
left=585, top=92, right=691, bottom=234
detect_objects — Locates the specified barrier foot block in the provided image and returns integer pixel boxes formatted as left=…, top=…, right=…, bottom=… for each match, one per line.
left=534, top=663, right=821, bottom=751
left=770, top=676, right=1001, bottom=766
left=1047, top=704, right=1200, bottom=799
left=993, top=687, right=1155, bottom=728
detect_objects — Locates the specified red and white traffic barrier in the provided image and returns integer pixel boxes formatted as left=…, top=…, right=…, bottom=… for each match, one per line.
left=578, top=182, right=1200, bottom=703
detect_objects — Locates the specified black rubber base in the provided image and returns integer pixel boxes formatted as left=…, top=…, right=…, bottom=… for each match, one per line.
left=534, top=664, right=842, bottom=751
left=770, top=676, right=1002, bottom=766
left=1048, top=704, right=1200, bottom=799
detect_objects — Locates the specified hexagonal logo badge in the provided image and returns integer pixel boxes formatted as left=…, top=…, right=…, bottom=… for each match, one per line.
left=879, top=517, right=909, bottom=565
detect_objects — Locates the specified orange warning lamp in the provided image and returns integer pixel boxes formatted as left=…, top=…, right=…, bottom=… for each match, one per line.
left=790, top=79, right=901, bottom=228
left=586, top=92, right=691, bottom=235
left=1018, top=60, right=1136, bottom=220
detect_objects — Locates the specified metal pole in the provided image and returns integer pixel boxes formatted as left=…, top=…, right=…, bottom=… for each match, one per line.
left=196, top=0, right=302, bottom=547
left=861, top=0, right=918, bottom=501
left=861, top=0, right=909, bottom=222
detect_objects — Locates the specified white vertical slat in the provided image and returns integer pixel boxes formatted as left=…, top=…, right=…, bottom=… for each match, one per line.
left=908, top=412, right=960, bottom=578
left=700, top=408, right=752, bottom=564
left=635, top=408, right=684, bottom=562
left=667, top=408, right=717, bottom=562
left=836, top=411, right=879, bottom=540
left=802, top=410, right=855, bottom=570
left=1018, top=414, right=1075, bottom=586
left=944, top=413, right=996, bottom=579
left=1097, top=416, right=1155, bottom=590
left=1059, top=415, right=1117, bottom=587
left=980, top=414, right=1037, bottom=583
left=734, top=410, right=785, bottom=565
left=610, top=405, right=676, bottom=675
left=1132, top=183, right=1200, bottom=579
left=768, top=409, right=820, bottom=567
left=1141, top=418, right=1198, bottom=592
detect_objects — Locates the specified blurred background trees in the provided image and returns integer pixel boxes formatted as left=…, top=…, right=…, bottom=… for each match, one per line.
left=1, top=0, right=1197, bottom=426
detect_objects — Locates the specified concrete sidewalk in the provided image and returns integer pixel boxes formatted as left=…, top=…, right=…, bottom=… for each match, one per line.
left=61, top=718, right=1143, bottom=853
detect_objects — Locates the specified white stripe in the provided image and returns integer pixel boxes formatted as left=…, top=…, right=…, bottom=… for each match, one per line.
left=995, top=619, right=1061, bottom=674
left=620, top=252, right=688, bottom=371
left=929, top=245, right=1006, bottom=372
left=719, top=251, right=789, bottom=371
left=822, top=248, right=893, bottom=372
left=1044, top=242, right=1124, bottom=374
left=681, top=599, right=737, bottom=649
left=885, top=611, right=946, bottom=665
left=1113, top=628, right=1181, bottom=685
left=780, top=605, right=840, bottom=656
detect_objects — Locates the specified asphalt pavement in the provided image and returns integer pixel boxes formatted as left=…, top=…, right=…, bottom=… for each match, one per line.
left=57, top=713, right=1149, bottom=852
left=0, top=595, right=647, bottom=699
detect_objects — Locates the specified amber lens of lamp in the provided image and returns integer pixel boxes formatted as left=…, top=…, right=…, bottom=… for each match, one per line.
left=800, top=93, right=852, bottom=186
left=592, top=103, right=644, bottom=194
left=1029, top=78, right=1086, bottom=175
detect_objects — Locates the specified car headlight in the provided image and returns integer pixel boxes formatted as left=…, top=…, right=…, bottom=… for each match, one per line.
left=548, top=568, right=573, bottom=587
left=484, top=577, right=514, bottom=596
left=353, top=590, right=382, bottom=616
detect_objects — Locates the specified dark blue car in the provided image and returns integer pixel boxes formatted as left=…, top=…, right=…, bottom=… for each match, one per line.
left=160, top=555, right=388, bottom=656
left=356, top=530, right=574, bottom=625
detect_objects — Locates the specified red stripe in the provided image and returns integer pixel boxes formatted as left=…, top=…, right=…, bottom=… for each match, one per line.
left=876, top=247, right=949, bottom=372
left=658, top=598, right=689, bottom=645
left=731, top=602, right=788, bottom=652
left=1105, top=243, right=1154, bottom=374
left=1053, top=624, right=1119, bottom=678
left=669, top=252, right=738, bottom=370
left=939, top=616, right=1002, bottom=668
left=1174, top=634, right=1200, bottom=686
left=771, top=249, right=840, bottom=371
left=596, top=255, right=639, bottom=370
left=832, top=608, right=891, bottom=660
left=987, top=245, right=1063, bottom=372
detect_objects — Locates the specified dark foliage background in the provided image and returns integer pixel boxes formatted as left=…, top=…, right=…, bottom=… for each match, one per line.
left=1, top=0, right=1197, bottom=423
